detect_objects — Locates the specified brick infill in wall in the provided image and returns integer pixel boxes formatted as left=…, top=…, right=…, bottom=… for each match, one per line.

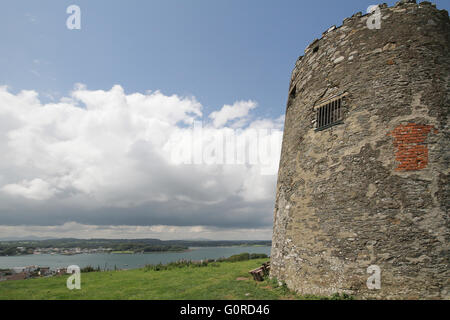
left=387, top=123, right=438, bottom=171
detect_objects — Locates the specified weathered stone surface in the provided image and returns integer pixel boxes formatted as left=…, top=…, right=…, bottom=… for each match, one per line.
left=271, top=1, right=449, bottom=300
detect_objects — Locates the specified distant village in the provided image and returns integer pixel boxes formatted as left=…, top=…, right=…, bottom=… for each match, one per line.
left=0, top=246, right=112, bottom=282
left=0, top=265, right=68, bottom=281
left=14, top=246, right=113, bottom=255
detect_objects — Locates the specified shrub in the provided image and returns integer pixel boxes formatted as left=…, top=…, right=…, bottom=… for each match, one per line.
left=143, top=253, right=269, bottom=271
left=330, top=293, right=354, bottom=300
left=250, top=253, right=268, bottom=260
left=144, top=259, right=214, bottom=272
left=225, top=253, right=250, bottom=262
left=220, top=252, right=268, bottom=263
left=81, top=265, right=100, bottom=273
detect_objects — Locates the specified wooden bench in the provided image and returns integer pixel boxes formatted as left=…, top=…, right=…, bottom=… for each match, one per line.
left=249, top=261, right=270, bottom=282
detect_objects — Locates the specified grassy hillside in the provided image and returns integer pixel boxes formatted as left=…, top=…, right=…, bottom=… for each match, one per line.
left=0, top=259, right=345, bottom=300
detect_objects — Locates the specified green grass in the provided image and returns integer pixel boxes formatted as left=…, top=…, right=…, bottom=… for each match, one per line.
left=0, top=259, right=349, bottom=300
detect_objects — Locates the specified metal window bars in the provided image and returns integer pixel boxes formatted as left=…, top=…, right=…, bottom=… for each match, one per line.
left=315, top=97, right=344, bottom=131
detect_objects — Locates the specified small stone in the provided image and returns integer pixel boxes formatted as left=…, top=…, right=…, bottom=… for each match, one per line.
left=383, top=43, right=397, bottom=51
left=333, top=56, right=345, bottom=64
left=372, top=48, right=383, bottom=54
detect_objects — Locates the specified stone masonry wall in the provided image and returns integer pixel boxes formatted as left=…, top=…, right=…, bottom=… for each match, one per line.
left=271, top=0, right=449, bottom=299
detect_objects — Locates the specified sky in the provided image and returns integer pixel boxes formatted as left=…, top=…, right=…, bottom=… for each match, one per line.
left=1, top=0, right=449, bottom=240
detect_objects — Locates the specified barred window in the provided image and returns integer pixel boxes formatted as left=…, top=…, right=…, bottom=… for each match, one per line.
left=315, top=96, right=344, bottom=131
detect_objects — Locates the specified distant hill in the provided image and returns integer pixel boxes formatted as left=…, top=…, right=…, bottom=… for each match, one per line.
left=0, top=238, right=272, bottom=256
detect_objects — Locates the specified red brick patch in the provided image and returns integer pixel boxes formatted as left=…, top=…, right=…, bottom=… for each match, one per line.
left=387, top=123, right=438, bottom=171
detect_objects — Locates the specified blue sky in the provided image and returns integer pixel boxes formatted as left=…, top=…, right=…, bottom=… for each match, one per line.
left=2, top=0, right=448, bottom=120
left=0, top=0, right=449, bottom=240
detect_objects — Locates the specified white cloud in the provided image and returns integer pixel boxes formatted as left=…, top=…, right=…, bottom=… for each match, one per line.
left=0, top=85, right=283, bottom=234
left=0, top=222, right=272, bottom=240
left=209, top=100, right=257, bottom=128
left=2, top=178, right=56, bottom=201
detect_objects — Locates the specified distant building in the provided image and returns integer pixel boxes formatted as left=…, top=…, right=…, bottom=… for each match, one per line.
left=56, top=267, right=67, bottom=275
left=38, top=267, right=51, bottom=276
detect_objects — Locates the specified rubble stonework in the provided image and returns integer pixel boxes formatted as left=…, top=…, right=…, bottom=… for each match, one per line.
left=270, top=0, right=449, bottom=299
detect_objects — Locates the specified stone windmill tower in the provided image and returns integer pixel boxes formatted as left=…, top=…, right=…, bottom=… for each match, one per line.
left=271, top=1, right=449, bottom=299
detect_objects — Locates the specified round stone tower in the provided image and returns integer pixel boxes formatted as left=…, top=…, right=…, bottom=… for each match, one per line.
left=271, top=1, right=449, bottom=299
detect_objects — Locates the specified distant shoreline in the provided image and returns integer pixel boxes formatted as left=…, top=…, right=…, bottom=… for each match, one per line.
left=0, top=244, right=271, bottom=257
left=0, top=239, right=271, bottom=257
